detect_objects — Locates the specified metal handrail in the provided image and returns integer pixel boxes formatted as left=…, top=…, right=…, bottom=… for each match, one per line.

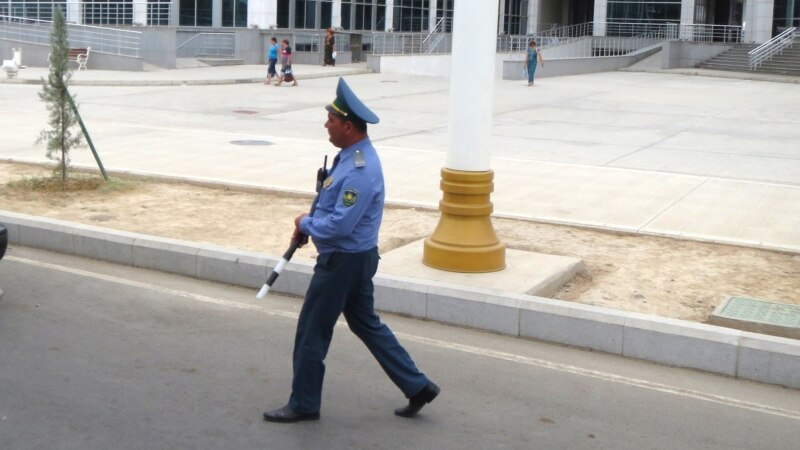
left=748, top=27, right=796, bottom=69
left=422, top=16, right=450, bottom=53
left=0, top=14, right=141, bottom=57
left=287, top=32, right=351, bottom=53
left=176, top=32, right=235, bottom=58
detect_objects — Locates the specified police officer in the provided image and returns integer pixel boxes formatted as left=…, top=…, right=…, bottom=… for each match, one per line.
left=263, top=78, right=439, bottom=423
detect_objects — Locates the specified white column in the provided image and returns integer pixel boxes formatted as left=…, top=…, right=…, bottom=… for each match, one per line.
left=789, top=0, right=797, bottom=27
left=248, top=0, right=279, bottom=29
left=526, top=0, right=539, bottom=34
left=66, top=0, right=82, bottom=25
left=446, top=0, right=499, bottom=171
left=384, top=0, right=394, bottom=31
left=743, top=0, right=775, bottom=43
left=428, top=0, right=437, bottom=31
left=593, top=0, right=607, bottom=36
left=170, top=0, right=180, bottom=26
left=133, top=0, right=147, bottom=25
left=332, top=0, right=342, bottom=28
left=212, top=0, right=222, bottom=27
left=680, top=0, right=696, bottom=40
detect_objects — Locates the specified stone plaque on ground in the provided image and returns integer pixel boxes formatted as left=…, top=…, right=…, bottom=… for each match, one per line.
left=710, top=296, right=800, bottom=340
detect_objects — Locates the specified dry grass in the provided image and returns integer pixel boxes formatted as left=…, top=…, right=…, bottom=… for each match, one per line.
left=6, top=173, right=137, bottom=194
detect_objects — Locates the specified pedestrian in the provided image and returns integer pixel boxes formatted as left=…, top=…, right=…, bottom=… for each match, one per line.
left=275, top=39, right=298, bottom=87
left=526, top=40, right=544, bottom=86
left=262, top=78, right=440, bottom=424
left=265, top=37, right=279, bottom=85
left=323, top=27, right=336, bottom=67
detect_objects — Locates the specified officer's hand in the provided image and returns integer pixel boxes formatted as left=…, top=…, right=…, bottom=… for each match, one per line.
left=291, top=228, right=309, bottom=248
left=294, top=213, right=308, bottom=228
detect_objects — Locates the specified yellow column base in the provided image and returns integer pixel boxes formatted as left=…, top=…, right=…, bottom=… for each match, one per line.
left=423, top=168, right=506, bottom=273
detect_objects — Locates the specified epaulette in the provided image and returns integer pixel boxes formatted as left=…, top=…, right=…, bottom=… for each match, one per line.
left=354, top=149, right=366, bottom=168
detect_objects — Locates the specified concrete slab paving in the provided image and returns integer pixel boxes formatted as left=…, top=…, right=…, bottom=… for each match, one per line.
left=3, top=68, right=799, bottom=254
left=377, top=239, right=585, bottom=297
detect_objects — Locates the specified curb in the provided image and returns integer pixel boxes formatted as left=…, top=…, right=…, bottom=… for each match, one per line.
left=1, top=209, right=799, bottom=390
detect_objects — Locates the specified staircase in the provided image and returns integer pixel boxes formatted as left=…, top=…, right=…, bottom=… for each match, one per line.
left=698, top=38, right=800, bottom=76
left=754, top=38, right=800, bottom=76
left=696, top=44, right=758, bottom=71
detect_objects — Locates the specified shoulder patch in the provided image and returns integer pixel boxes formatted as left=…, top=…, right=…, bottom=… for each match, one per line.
left=342, top=188, right=358, bottom=207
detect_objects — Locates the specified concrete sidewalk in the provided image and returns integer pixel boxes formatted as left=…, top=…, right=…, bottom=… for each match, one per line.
left=0, top=63, right=371, bottom=86
left=2, top=65, right=798, bottom=253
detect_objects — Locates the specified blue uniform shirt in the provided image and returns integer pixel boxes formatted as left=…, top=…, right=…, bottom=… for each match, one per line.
left=299, top=137, right=384, bottom=254
left=268, top=43, right=279, bottom=60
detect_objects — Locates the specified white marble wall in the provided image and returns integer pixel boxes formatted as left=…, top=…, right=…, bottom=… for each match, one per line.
left=680, top=0, right=696, bottom=40
left=593, top=0, right=607, bottom=36
left=66, top=0, right=81, bottom=25
left=248, top=0, right=278, bottom=29
left=743, top=0, right=775, bottom=43
left=333, top=0, right=342, bottom=28
left=526, top=0, right=539, bottom=34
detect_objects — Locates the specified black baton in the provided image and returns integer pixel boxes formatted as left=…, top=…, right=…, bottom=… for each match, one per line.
left=257, top=156, right=328, bottom=299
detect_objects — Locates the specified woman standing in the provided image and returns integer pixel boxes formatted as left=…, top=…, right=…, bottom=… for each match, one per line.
left=323, top=28, right=336, bottom=67
left=265, top=37, right=280, bottom=84
left=526, top=41, right=544, bottom=87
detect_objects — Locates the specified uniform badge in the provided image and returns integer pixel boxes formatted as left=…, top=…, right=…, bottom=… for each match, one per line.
left=343, top=188, right=358, bottom=207
left=323, top=176, right=333, bottom=189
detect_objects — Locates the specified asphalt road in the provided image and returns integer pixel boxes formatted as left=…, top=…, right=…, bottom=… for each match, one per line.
left=1, top=247, right=799, bottom=450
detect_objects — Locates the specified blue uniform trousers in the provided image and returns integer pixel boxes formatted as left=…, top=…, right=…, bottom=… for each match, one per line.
left=288, top=248, right=429, bottom=413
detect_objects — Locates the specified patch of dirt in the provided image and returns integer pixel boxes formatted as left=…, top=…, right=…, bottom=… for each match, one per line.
left=2, top=162, right=799, bottom=323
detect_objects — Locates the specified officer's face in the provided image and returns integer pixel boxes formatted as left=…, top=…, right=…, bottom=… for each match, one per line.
left=325, top=112, right=350, bottom=148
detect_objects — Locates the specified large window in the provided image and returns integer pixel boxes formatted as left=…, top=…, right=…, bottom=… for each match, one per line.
left=222, top=0, right=247, bottom=27
left=341, top=0, right=385, bottom=31
left=5, top=0, right=65, bottom=22
left=83, top=0, right=134, bottom=25
left=503, top=0, right=528, bottom=35
left=277, top=0, right=290, bottom=27
left=607, top=0, right=681, bottom=35
left=180, top=0, right=212, bottom=26
left=774, top=0, right=800, bottom=34
left=607, top=0, right=681, bottom=24
left=148, top=0, right=171, bottom=26
left=394, top=0, right=427, bottom=32
left=342, top=0, right=352, bottom=29
left=295, top=0, right=316, bottom=28
left=353, top=0, right=373, bottom=30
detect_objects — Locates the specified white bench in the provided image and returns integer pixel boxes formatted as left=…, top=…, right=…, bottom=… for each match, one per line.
left=2, top=59, right=19, bottom=79
left=69, top=47, right=90, bottom=70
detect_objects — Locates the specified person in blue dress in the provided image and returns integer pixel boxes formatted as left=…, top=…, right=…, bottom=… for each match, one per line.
left=526, top=40, right=544, bottom=86
left=263, top=78, right=440, bottom=423
left=265, top=37, right=279, bottom=85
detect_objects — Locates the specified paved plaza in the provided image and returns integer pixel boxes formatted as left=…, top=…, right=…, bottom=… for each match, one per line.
left=2, top=64, right=799, bottom=252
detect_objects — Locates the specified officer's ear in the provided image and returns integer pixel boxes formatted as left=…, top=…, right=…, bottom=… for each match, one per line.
left=342, top=118, right=357, bottom=135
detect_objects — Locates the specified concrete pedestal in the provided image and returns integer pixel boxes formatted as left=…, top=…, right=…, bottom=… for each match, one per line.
left=385, top=239, right=584, bottom=298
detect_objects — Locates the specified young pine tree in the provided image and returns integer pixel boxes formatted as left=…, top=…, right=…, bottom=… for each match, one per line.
left=37, top=7, right=83, bottom=186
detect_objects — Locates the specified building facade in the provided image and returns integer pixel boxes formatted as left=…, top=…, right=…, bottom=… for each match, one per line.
left=2, top=0, right=798, bottom=42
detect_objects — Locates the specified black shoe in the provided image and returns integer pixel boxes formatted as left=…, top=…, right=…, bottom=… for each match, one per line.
left=263, top=405, right=320, bottom=423
left=394, top=382, right=440, bottom=418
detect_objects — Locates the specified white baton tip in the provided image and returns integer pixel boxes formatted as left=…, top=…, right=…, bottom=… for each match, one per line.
left=256, top=284, right=270, bottom=299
